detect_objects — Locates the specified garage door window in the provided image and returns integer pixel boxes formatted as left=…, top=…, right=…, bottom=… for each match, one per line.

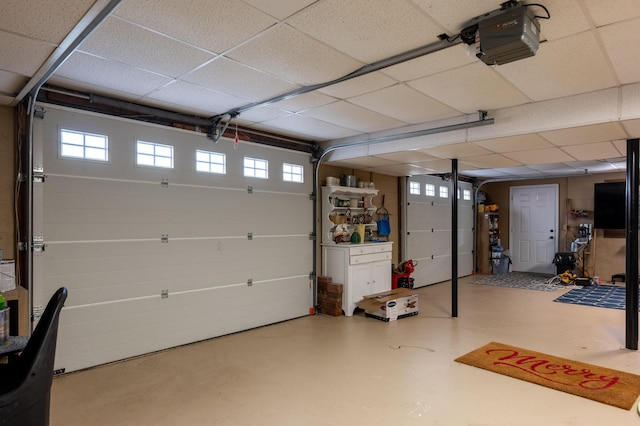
left=409, top=181, right=420, bottom=195
left=425, top=183, right=435, bottom=197
left=244, top=157, right=268, bottom=179
left=283, top=163, right=303, bottom=183
left=439, top=186, right=449, bottom=198
left=60, top=129, right=108, bottom=161
left=196, top=150, right=226, bottom=174
left=136, top=141, right=174, bottom=168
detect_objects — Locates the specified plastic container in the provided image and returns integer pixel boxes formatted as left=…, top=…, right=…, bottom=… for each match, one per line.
left=492, top=254, right=511, bottom=274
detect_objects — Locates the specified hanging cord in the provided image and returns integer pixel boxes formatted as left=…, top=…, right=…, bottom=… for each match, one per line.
left=233, top=117, right=239, bottom=149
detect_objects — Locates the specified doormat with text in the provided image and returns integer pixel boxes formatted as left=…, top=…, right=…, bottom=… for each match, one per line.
left=455, top=342, right=640, bottom=410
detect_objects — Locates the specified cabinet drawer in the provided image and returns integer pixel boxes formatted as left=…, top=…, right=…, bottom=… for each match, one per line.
left=348, top=243, right=392, bottom=256
left=350, top=251, right=391, bottom=265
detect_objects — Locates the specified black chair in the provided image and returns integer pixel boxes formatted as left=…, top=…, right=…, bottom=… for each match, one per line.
left=0, top=287, right=68, bottom=426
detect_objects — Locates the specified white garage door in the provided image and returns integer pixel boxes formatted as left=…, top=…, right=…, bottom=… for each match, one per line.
left=405, top=176, right=473, bottom=287
left=33, top=105, right=313, bottom=373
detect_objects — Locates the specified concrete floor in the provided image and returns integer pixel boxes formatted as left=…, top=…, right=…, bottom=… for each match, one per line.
left=50, top=275, right=640, bottom=425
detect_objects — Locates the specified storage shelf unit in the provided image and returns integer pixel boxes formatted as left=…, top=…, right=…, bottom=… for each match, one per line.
left=321, top=185, right=379, bottom=244
left=476, top=211, right=500, bottom=274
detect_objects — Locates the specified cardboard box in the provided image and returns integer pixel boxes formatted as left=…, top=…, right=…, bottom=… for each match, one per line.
left=0, top=260, right=15, bottom=292
left=357, top=288, right=418, bottom=322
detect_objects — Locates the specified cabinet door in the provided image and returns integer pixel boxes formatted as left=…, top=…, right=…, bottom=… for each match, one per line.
left=371, top=261, right=391, bottom=293
left=351, top=263, right=374, bottom=303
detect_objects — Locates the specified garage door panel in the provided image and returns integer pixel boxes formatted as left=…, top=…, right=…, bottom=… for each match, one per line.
left=405, top=177, right=473, bottom=286
left=37, top=105, right=313, bottom=372
left=44, top=178, right=311, bottom=240
left=407, top=204, right=450, bottom=229
left=44, top=236, right=311, bottom=306
left=55, top=275, right=311, bottom=371
left=411, top=256, right=451, bottom=287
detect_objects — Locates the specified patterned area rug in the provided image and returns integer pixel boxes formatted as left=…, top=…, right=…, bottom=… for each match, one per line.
left=553, top=285, right=638, bottom=310
left=473, top=272, right=558, bottom=292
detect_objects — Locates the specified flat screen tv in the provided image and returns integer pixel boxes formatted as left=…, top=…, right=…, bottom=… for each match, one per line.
left=594, top=182, right=625, bottom=230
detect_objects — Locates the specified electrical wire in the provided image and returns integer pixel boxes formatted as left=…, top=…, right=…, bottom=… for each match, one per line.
left=524, top=3, right=551, bottom=20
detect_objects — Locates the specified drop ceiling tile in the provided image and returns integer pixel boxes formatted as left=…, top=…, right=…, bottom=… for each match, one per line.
left=622, top=120, right=640, bottom=139
left=622, top=119, right=640, bottom=137
left=318, top=72, right=398, bottom=99
left=183, top=57, right=299, bottom=102
left=115, top=0, right=277, bottom=53
left=598, top=18, right=640, bottom=84
left=540, top=122, right=628, bottom=146
left=474, top=134, right=553, bottom=153
left=533, top=165, right=593, bottom=176
left=561, top=142, right=622, bottom=161
left=492, top=166, right=548, bottom=176
left=0, top=0, right=94, bottom=44
left=146, top=80, right=248, bottom=116
left=582, top=0, right=640, bottom=26
left=460, top=154, right=522, bottom=168
left=349, top=84, right=461, bottom=124
left=237, top=105, right=292, bottom=125
left=243, top=0, right=316, bottom=20
left=286, top=0, right=444, bottom=63
left=258, top=114, right=362, bottom=140
left=495, top=32, right=618, bottom=101
left=78, top=17, right=214, bottom=78
left=372, top=151, right=439, bottom=164
left=565, top=161, right=618, bottom=173
left=416, top=159, right=476, bottom=173
left=0, top=70, right=28, bottom=96
left=53, top=52, right=173, bottom=97
left=382, top=44, right=476, bottom=82
left=329, top=156, right=399, bottom=168
left=373, top=163, right=438, bottom=177
left=612, top=138, right=639, bottom=156
left=302, top=101, right=406, bottom=133
left=0, top=32, right=56, bottom=75
left=421, top=142, right=492, bottom=159
left=0, top=94, right=13, bottom=106
left=463, top=169, right=511, bottom=178
left=228, top=25, right=363, bottom=86
left=324, top=145, right=369, bottom=162
left=408, top=62, right=531, bottom=113
left=503, top=147, right=576, bottom=164
left=532, top=0, right=590, bottom=41
left=272, top=92, right=337, bottom=113
left=412, top=0, right=501, bottom=34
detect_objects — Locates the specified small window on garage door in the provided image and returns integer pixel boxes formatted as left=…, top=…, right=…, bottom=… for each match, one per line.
left=60, top=129, right=108, bottom=161
left=244, top=157, right=268, bottom=178
left=136, top=140, right=174, bottom=168
left=196, top=150, right=226, bottom=174
left=283, top=163, right=303, bottom=183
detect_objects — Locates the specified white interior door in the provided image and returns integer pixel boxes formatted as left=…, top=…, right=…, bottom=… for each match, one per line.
left=509, top=185, right=558, bottom=274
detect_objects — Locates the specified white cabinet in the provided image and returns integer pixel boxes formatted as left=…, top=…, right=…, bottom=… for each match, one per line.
left=321, top=185, right=379, bottom=244
left=321, top=243, right=392, bottom=316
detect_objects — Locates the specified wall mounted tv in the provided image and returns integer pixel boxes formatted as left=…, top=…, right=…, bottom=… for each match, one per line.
left=594, top=181, right=625, bottom=230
